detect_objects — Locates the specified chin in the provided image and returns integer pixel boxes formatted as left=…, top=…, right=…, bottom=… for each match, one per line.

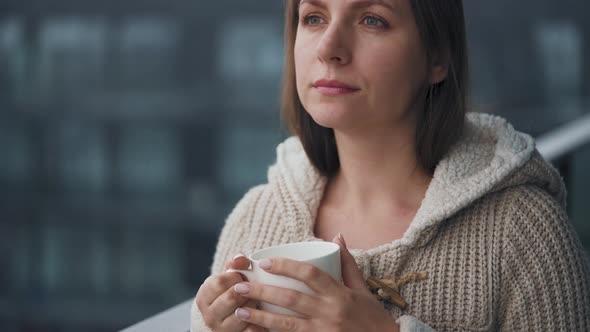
left=304, top=103, right=357, bottom=130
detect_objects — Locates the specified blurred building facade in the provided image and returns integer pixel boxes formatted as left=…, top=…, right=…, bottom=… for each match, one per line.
left=0, top=0, right=588, bottom=331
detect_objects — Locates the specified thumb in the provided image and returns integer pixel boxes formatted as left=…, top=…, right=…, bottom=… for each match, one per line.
left=331, top=233, right=367, bottom=290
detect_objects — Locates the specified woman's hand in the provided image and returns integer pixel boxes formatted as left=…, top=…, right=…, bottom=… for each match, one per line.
left=195, top=254, right=265, bottom=332
left=232, top=234, right=400, bottom=332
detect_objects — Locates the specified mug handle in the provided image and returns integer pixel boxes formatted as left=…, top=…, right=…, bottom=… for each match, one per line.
left=226, top=268, right=256, bottom=282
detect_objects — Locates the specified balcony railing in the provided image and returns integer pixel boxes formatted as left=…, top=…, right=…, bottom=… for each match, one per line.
left=119, top=112, right=590, bottom=332
left=536, top=112, right=590, bottom=161
left=119, top=300, right=192, bottom=332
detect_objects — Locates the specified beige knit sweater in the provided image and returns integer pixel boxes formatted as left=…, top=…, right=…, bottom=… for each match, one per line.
left=191, top=112, right=590, bottom=331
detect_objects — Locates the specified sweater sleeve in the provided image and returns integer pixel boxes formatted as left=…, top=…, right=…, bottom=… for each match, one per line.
left=498, top=186, right=590, bottom=331
left=190, top=185, right=266, bottom=332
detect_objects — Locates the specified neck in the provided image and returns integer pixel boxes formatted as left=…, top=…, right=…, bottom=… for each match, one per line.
left=326, top=123, right=432, bottom=218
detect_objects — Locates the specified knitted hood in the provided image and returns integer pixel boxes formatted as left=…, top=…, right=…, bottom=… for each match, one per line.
left=267, top=112, right=566, bottom=253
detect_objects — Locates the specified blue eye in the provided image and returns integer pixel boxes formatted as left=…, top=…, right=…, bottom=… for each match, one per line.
left=304, top=15, right=326, bottom=25
left=363, top=15, right=386, bottom=28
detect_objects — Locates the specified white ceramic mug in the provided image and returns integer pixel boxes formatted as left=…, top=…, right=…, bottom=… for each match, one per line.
left=227, top=241, right=342, bottom=318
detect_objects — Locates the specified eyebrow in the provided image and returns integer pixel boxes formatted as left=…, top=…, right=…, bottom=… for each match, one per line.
left=299, top=0, right=397, bottom=13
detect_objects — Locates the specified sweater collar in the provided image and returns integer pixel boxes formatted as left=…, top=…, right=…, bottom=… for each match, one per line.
left=267, top=112, right=564, bottom=254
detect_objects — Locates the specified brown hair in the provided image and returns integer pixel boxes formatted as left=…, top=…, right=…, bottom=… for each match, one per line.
left=281, top=0, right=468, bottom=177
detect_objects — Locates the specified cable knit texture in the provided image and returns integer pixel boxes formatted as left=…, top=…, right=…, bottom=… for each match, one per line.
left=191, top=112, right=590, bottom=331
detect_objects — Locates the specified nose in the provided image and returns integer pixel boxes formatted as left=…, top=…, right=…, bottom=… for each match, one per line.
left=316, top=22, right=352, bottom=65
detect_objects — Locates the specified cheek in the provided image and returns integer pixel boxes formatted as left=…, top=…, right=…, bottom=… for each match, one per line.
left=294, top=36, right=313, bottom=101
left=367, top=41, right=427, bottom=100
left=294, top=44, right=304, bottom=87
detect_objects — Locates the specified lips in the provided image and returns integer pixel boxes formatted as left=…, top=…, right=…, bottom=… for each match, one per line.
left=312, top=79, right=360, bottom=96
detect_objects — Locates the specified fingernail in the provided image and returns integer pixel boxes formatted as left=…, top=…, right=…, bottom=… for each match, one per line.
left=338, top=233, right=348, bottom=249
left=233, top=253, right=246, bottom=261
left=235, top=308, right=251, bottom=320
left=259, top=259, right=272, bottom=270
left=331, top=233, right=340, bottom=243
left=234, top=283, right=250, bottom=294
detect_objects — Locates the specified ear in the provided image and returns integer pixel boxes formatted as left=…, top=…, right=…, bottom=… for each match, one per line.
left=428, top=52, right=449, bottom=85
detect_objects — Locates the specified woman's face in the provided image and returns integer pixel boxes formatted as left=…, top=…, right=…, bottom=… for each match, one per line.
left=295, top=0, right=441, bottom=133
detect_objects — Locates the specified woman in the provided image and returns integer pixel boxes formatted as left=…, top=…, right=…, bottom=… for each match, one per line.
left=192, top=0, right=590, bottom=331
